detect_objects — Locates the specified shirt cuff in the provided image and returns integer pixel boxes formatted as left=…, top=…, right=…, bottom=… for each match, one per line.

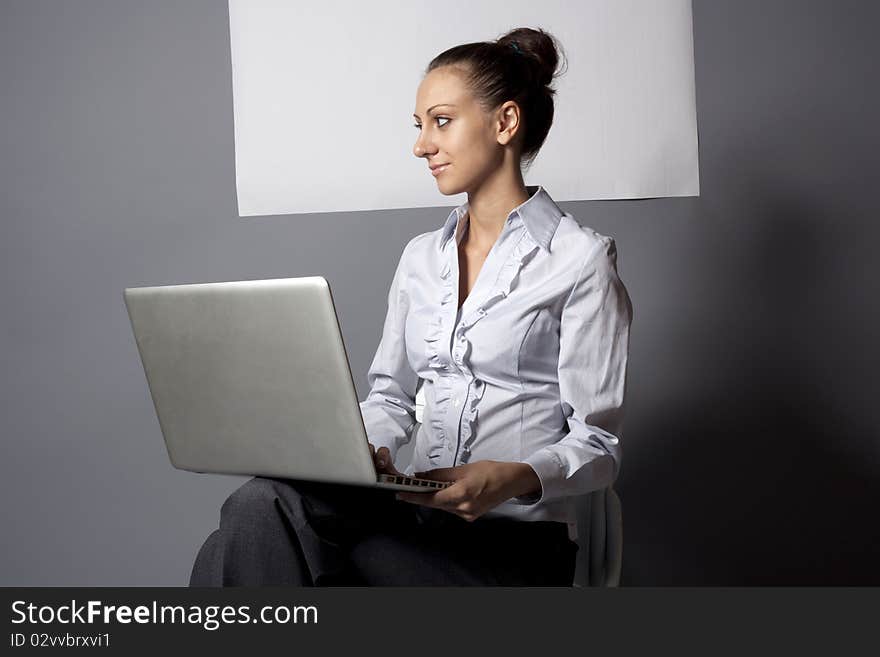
left=511, top=449, right=566, bottom=506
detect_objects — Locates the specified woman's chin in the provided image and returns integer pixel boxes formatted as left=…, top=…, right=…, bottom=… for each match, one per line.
left=435, top=179, right=462, bottom=195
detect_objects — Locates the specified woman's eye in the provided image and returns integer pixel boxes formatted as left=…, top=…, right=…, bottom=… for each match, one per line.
left=413, top=117, right=450, bottom=129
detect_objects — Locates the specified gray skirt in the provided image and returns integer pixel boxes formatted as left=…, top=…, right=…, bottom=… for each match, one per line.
left=189, top=476, right=578, bottom=586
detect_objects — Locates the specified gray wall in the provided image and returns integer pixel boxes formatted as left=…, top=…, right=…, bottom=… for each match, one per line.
left=1, top=0, right=877, bottom=585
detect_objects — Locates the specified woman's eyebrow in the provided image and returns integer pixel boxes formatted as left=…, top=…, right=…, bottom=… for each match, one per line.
left=413, top=103, right=457, bottom=119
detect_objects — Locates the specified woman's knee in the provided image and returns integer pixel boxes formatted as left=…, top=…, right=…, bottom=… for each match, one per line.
left=189, top=529, right=223, bottom=586
left=220, top=477, right=285, bottom=528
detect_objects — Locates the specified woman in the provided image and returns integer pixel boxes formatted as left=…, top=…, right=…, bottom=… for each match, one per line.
left=190, top=27, right=633, bottom=586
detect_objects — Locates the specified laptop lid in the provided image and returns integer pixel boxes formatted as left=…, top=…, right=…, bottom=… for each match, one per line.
left=123, top=276, right=379, bottom=487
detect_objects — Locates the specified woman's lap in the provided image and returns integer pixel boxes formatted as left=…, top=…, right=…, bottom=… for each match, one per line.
left=190, top=476, right=577, bottom=587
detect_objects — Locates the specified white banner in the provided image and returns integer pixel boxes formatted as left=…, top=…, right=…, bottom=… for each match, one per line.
left=228, top=0, right=700, bottom=216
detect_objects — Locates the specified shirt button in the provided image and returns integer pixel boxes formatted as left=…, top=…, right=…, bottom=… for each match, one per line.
left=452, top=397, right=460, bottom=407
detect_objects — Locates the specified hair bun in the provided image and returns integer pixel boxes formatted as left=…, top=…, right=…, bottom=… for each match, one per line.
left=498, top=27, right=566, bottom=88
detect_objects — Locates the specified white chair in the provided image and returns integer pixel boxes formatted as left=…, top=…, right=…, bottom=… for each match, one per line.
left=402, top=382, right=622, bottom=587
left=572, top=482, right=623, bottom=587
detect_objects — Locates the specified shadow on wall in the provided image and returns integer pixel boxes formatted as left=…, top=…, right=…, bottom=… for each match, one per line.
left=617, top=180, right=880, bottom=585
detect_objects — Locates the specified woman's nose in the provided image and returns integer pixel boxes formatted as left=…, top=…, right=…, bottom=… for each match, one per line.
left=413, top=133, right=434, bottom=159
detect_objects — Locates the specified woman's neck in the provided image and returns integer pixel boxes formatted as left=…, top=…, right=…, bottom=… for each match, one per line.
left=465, top=175, right=530, bottom=252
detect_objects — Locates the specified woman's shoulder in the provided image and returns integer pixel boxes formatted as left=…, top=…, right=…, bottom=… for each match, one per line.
left=551, top=213, right=619, bottom=271
left=396, top=229, right=443, bottom=266
left=405, top=229, right=440, bottom=252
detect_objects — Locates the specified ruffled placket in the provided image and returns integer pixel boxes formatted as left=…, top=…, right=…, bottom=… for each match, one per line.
left=423, top=255, right=455, bottom=462
left=426, top=228, right=541, bottom=465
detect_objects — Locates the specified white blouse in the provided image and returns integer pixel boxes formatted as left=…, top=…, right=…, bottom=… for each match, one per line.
left=359, top=185, right=633, bottom=536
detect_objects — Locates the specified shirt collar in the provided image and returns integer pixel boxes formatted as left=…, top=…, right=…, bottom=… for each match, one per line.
left=439, top=185, right=563, bottom=253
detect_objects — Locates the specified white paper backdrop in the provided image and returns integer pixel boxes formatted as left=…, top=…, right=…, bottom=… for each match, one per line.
left=228, top=0, right=700, bottom=217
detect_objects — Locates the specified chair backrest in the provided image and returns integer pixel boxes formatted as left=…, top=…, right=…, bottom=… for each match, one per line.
left=574, top=485, right=622, bottom=587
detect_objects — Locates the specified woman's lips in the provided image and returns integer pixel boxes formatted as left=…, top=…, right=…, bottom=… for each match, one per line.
left=431, top=164, right=450, bottom=177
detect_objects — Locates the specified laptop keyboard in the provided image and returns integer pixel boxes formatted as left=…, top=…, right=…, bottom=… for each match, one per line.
left=378, top=474, right=452, bottom=489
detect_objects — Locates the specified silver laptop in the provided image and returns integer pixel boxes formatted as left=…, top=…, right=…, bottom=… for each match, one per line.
left=123, top=276, right=449, bottom=493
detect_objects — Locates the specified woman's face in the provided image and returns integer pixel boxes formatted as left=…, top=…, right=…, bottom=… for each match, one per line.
left=412, top=66, right=518, bottom=195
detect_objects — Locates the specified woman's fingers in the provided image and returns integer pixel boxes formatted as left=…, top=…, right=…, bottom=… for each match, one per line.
left=374, top=446, right=409, bottom=477
left=370, top=443, right=396, bottom=474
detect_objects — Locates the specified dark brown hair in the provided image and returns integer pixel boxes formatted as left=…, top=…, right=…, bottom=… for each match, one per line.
left=425, top=27, right=568, bottom=171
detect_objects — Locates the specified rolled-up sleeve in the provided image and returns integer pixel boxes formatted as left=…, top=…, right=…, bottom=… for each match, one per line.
left=515, top=236, right=633, bottom=505
left=358, top=239, right=420, bottom=464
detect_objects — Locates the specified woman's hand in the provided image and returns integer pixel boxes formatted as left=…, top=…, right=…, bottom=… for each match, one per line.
left=394, top=460, right=541, bottom=522
left=368, top=443, right=407, bottom=478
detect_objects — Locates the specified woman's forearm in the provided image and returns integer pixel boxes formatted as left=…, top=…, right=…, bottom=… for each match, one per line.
left=496, top=461, right=541, bottom=499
